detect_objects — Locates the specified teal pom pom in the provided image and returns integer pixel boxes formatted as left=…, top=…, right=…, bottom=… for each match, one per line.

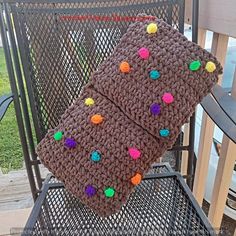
left=150, top=70, right=160, bottom=80
left=159, top=129, right=170, bottom=137
left=91, top=151, right=101, bottom=162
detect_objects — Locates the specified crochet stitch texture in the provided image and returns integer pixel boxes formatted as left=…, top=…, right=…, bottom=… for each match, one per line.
left=37, top=16, right=222, bottom=217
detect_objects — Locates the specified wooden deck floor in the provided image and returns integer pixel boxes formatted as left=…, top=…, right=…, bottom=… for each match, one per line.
left=0, top=208, right=31, bottom=236
left=0, top=166, right=49, bottom=211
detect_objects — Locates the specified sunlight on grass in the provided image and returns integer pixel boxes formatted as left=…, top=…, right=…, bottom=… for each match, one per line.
left=0, top=47, right=23, bottom=173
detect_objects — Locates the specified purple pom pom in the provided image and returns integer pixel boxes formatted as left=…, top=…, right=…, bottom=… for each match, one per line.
left=85, top=185, right=96, bottom=197
left=150, top=103, right=161, bottom=115
left=65, top=138, right=77, bottom=148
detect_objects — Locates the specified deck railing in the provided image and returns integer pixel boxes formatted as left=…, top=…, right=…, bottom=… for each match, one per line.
left=185, top=0, right=236, bottom=233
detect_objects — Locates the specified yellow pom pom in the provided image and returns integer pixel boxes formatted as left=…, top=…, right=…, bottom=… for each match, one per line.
left=85, top=98, right=95, bottom=106
left=205, top=61, right=216, bottom=73
left=146, top=23, right=158, bottom=34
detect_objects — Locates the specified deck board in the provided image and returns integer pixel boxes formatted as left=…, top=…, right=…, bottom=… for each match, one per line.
left=0, top=167, right=49, bottom=211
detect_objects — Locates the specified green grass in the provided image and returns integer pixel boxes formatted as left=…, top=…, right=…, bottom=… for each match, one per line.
left=0, top=47, right=23, bottom=173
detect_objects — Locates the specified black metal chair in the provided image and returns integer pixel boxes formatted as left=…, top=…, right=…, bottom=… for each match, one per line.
left=0, top=0, right=218, bottom=235
left=201, top=84, right=236, bottom=144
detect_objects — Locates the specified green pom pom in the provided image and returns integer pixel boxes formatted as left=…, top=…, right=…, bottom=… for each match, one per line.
left=189, top=60, right=201, bottom=71
left=104, top=187, right=115, bottom=198
left=54, top=131, right=63, bottom=141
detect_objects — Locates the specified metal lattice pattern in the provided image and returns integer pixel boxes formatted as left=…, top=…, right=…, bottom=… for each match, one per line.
left=12, top=0, right=184, bottom=138
left=24, top=173, right=213, bottom=235
left=148, top=163, right=172, bottom=174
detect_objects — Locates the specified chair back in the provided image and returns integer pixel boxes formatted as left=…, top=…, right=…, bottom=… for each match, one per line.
left=10, top=0, right=185, bottom=140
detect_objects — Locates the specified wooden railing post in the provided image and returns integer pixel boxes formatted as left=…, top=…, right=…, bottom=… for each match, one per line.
left=181, top=28, right=206, bottom=175
left=198, top=28, right=206, bottom=48
left=208, top=136, right=236, bottom=229
left=181, top=123, right=189, bottom=175
left=193, top=32, right=229, bottom=206
left=208, top=68, right=236, bottom=229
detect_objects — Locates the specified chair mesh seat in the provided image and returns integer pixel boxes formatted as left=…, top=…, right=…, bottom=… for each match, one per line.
left=23, top=164, right=215, bottom=236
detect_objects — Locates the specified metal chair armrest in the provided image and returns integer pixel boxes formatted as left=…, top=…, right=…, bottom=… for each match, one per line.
left=0, top=93, right=14, bottom=121
left=212, top=84, right=236, bottom=125
left=201, top=93, right=236, bottom=144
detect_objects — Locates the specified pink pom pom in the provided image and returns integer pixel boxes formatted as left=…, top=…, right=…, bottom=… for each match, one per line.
left=128, top=148, right=141, bottom=160
left=138, top=47, right=149, bottom=59
left=162, top=93, right=174, bottom=104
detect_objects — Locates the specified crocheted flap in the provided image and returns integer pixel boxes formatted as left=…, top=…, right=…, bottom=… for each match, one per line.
left=37, top=16, right=222, bottom=217
left=90, top=17, right=222, bottom=145
left=37, top=87, right=164, bottom=216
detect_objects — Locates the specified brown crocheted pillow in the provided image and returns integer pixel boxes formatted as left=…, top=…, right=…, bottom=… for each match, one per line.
left=37, top=16, right=222, bottom=217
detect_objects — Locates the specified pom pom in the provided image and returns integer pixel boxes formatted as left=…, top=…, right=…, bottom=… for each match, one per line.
left=138, top=47, right=149, bottom=59
left=189, top=60, right=201, bottom=71
left=149, top=70, right=160, bottom=80
left=162, top=93, right=174, bottom=104
left=146, top=23, right=158, bottom=34
left=85, top=185, right=96, bottom=197
left=91, top=114, right=104, bottom=124
left=54, top=131, right=63, bottom=141
left=85, top=97, right=95, bottom=106
left=205, top=61, right=216, bottom=72
left=65, top=138, right=77, bottom=148
left=159, top=129, right=170, bottom=137
left=120, top=61, right=130, bottom=73
left=131, top=173, right=142, bottom=185
left=128, top=147, right=141, bottom=160
left=150, top=103, right=161, bottom=115
left=104, top=187, right=115, bottom=198
left=91, top=151, right=101, bottom=162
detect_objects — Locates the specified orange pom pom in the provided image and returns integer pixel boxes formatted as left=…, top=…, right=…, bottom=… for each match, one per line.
left=119, top=61, right=130, bottom=73
left=131, top=173, right=142, bottom=185
left=91, top=114, right=104, bottom=124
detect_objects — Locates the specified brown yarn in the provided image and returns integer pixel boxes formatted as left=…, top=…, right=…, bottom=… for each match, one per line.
left=36, top=17, right=222, bottom=217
